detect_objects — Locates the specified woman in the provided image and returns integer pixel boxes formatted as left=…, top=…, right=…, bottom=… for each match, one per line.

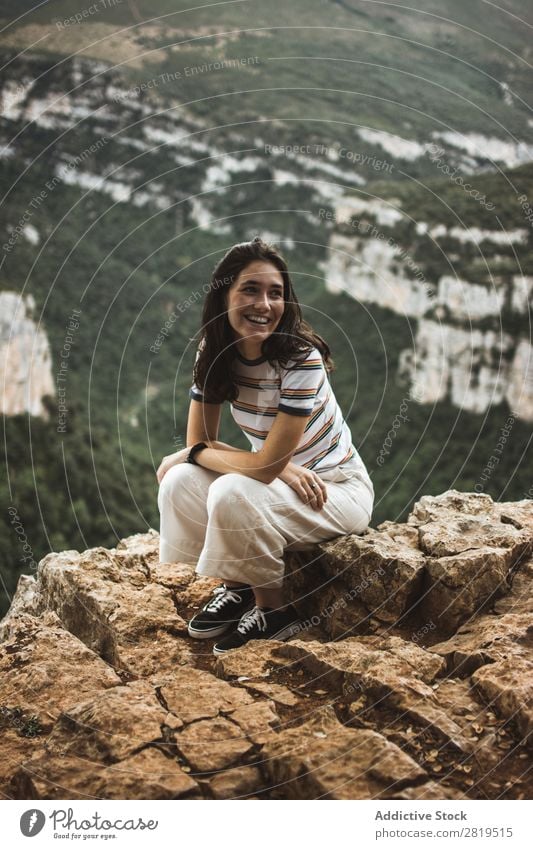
left=157, top=236, right=374, bottom=656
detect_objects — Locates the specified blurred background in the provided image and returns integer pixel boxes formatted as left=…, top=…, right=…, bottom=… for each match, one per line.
left=1, top=0, right=532, bottom=615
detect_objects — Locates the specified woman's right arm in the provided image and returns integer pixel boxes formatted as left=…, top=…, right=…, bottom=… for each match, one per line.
left=186, top=399, right=256, bottom=452
left=186, top=398, right=223, bottom=447
left=185, top=400, right=325, bottom=504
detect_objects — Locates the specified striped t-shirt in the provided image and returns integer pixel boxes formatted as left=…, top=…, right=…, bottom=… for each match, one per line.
left=189, top=345, right=370, bottom=478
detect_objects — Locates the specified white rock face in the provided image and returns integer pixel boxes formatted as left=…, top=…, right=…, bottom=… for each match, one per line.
left=432, top=131, right=533, bottom=168
left=0, top=78, right=36, bottom=120
left=325, top=220, right=533, bottom=421
left=399, top=322, right=533, bottom=420
left=357, top=128, right=427, bottom=161
left=446, top=226, right=528, bottom=246
left=350, top=127, right=533, bottom=171
left=511, top=276, right=533, bottom=314
left=188, top=197, right=232, bottom=234
left=56, top=164, right=132, bottom=203
left=437, top=276, right=505, bottom=321
left=22, top=224, right=40, bottom=246
left=417, top=224, right=527, bottom=246
left=398, top=321, right=512, bottom=412
left=0, top=292, right=55, bottom=418
left=325, top=234, right=433, bottom=318
left=334, top=196, right=404, bottom=227
left=506, top=339, right=533, bottom=422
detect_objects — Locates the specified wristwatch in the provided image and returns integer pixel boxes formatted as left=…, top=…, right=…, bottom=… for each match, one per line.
left=187, top=441, right=208, bottom=465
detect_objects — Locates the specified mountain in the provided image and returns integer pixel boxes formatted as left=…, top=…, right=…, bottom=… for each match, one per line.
left=0, top=0, right=532, bottom=615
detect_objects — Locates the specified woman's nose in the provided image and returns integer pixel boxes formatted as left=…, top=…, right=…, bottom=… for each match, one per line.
left=253, top=293, right=270, bottom=310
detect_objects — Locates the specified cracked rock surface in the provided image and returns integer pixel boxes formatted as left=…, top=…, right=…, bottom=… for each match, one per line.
left=1, top=490, right=532, bottom=799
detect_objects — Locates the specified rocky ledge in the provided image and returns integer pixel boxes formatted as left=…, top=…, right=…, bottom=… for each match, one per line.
left=1, top=490, right=532, bottom=800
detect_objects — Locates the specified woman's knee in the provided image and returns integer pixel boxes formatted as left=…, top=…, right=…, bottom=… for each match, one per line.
left=158, top=463, right=203, bottom=505
left=348, top=492, right=373, bottom=534
left=350, top=507, right=371, bottom=535
left=206, top=473, right=266, bottom=512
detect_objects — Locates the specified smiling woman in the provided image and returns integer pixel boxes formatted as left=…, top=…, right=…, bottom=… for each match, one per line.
left=156, top=236, right=374, bottom=656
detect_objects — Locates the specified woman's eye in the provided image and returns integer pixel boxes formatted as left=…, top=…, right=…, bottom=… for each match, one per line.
left=244, top=287, right=282, bottom=297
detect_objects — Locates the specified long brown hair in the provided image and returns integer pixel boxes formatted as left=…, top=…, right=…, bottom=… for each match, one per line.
left=191, top=236, right=334, bottom=403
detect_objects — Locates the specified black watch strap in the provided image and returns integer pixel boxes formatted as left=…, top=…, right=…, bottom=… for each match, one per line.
left=187, top=441, right=208, bottom=465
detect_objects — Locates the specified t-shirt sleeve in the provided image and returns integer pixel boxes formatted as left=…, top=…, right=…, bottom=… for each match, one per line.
left=189, top=382, right=206, bottom=402
left=278, top=347, right=325, bottom=416
left=188, top=345, right=219, bottom=404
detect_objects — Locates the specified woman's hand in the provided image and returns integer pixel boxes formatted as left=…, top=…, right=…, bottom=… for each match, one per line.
left=156, top=447, right=190, bottom=484
left=277, top=462, right=328, bottom=510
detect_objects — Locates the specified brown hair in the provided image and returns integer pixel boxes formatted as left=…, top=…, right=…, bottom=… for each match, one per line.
left=191, top=236, right=334, bottom=403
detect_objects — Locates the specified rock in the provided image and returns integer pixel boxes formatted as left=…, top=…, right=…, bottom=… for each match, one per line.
left=11, top=748, right=200, bottom=800
left=240, top=681, right=302, bottom=707
left=229, top=700, right=279, bottom=744
left=175, top=717, right=254, bottom=774
left=408, top=491, right=495, bottom=525
left=160, top=667, right=254, bottom=723
left=263, top=707, right=427, bottom=799
left=299, top=531, right=426, bottom=625
left=410, top=494, right=532, bottom=637
left=2, top=489, right=532, bottom=800
left=472, top=658, right=533, bottom=747
left=278, top=636, right=445, bottom=703
left=418, top=515, right=531, bottom=558
left=493, top=501, right=533, bottom=537
left=118, top=630, right=194, bottom=681
left=214, top=641, right=289, bottom=680
left=0, top=614, right=120, bottom=718
left=45, top=680, right=175, bottom=763
left=150, top=562, right=196, bottom=590
left=278, top=637, right=482, bottom=752
left=0, top=575, right=40, bottom=640
left=287, top=567, right=372, bottom=640
left=375, top=521, right=421, bottom=550
left=115, top=529, right=160, bottom=559
left=391, top=781, right=465, bottom=799
left=286, top=530, right=424, bottom=637
left=36, top=547, right=193, bottom=678
left=430, top=611, right=533, bottom=675
left=391, top=693, right=473, bottom=753
left=0, top=729, right=48, bottom=799
left=493, top=557, right=533, bottom=615
left=91, top=748, right=201, bottom=799
left=421, top=547, right=526, bottom=638
left=0, top=291, right=55, bottom=418
left=209, top=765, right=264, bottom=799
left=0, top=613, right=122, bottom=798
left=173, top=575, right=220, bottom=615
left=5, top=753, right=109, bottom=800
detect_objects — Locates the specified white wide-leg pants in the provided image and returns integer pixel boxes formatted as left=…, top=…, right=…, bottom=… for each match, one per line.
left=157, top=456, right=374, bottom=589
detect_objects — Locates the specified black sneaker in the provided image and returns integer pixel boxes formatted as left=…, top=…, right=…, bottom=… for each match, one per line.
left=212, top=605, right=302, bottom=656
left=187, top=583, right=255, bottom=639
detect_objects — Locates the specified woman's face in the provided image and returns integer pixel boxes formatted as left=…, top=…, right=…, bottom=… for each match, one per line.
left=225, top=260, right=285, bottom=353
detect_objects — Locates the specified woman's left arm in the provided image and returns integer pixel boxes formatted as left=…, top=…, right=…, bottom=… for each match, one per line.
left=193, top=410, right=311, bottom=484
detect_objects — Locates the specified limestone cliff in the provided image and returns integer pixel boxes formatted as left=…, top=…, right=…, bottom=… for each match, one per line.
left=0, top=292, right=55, bottom=418
left=325, top=210, right=533, bottom=423
left=1, top=490, right=532, bottom=800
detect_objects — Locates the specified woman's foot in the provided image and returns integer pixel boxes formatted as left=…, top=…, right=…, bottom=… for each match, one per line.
left=187, top=583, right=255, bottom=639
left=212, top=604, right=302, bottom=655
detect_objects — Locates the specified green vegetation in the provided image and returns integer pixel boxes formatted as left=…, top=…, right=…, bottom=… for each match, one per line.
left=0, top=1, right=532, bottom=615
left=0, top=705, right=44, bottom=738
